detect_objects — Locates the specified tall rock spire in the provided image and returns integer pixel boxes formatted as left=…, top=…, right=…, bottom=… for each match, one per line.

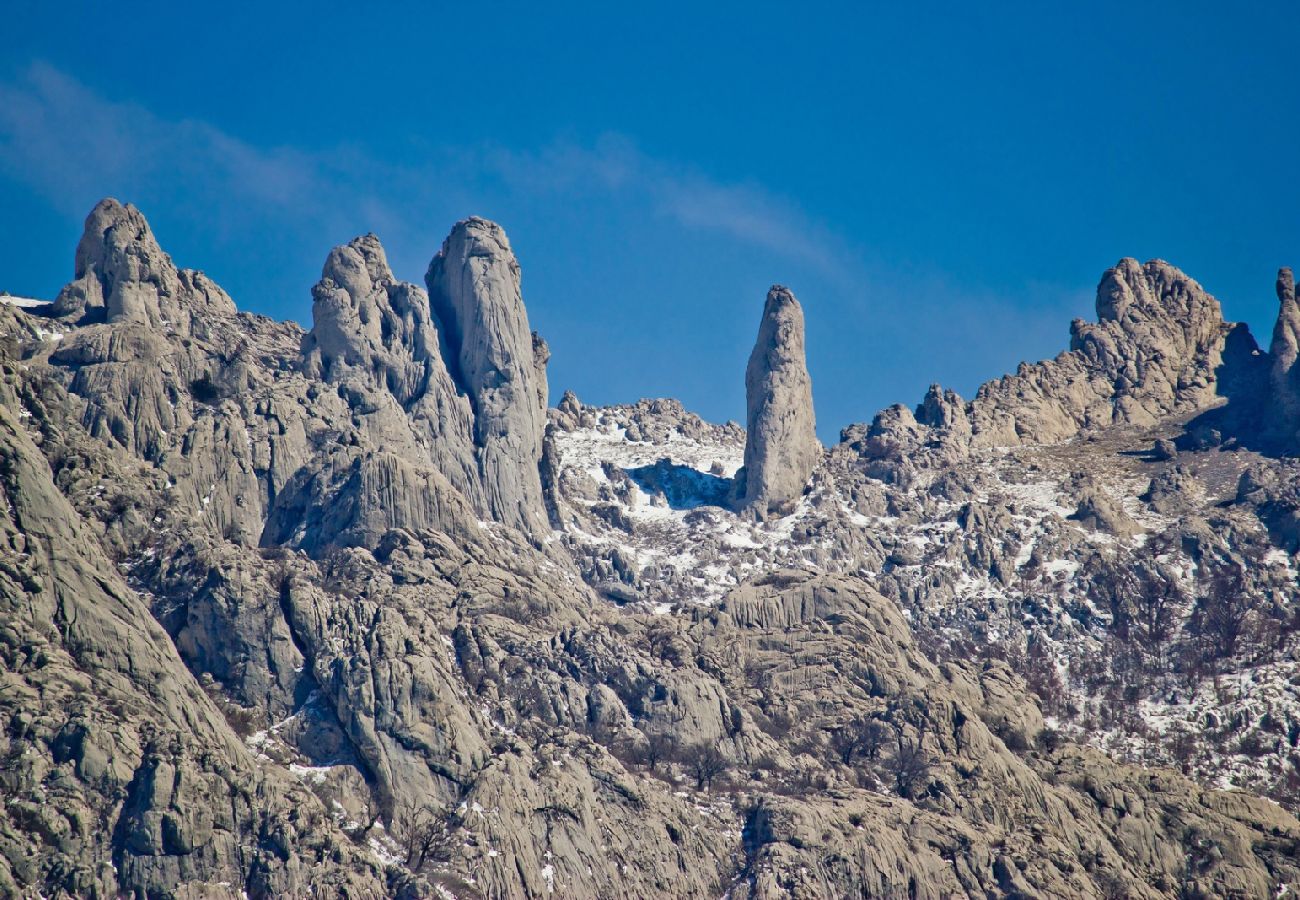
left=734, top=285, right=820, bottom=519
left=426, top=217, right=550, bottom=535
left=1270, top=267, right=1300, bottom=414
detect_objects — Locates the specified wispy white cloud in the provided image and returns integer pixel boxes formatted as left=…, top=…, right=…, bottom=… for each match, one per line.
left=0, top=62, right=854, bottom=282
left=0, top=62, right=413, bottom=248
left=481, top=135, right=854, bottom=283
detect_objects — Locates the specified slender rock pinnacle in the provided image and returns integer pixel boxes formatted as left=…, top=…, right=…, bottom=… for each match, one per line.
left=1271, top=267, right=1300, bottom=413
left=734, top=285, right=820, bottom=519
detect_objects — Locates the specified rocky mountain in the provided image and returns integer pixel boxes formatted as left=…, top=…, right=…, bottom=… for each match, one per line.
left=2, top=198, right=1300, bottom=898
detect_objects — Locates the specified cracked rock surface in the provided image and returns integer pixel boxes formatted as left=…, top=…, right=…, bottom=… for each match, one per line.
left=3, top=200, right=1300, bottom=898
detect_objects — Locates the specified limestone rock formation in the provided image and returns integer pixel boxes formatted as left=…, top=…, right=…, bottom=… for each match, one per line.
left=52, top=198, right=236, bottom=330
left=0, top=352, right=385, bottom=898
left=300, top=233, right=483, bottom=511
left=734, top=285, right=820, bottom=518
left=7, top=199, right=1300, bottom=898
left=853, top=259, right=1259, bottom=472
left=1271, top=267, right=1300, bottom=422
left=427, top=217, right=550, bottom=535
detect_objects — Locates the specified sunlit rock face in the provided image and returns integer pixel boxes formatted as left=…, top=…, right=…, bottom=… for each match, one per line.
left=733, top=284, right=820, bottom=519
left=427, top=216, right=551, bottom=536
left=4, top=199, right=1300, bottom=898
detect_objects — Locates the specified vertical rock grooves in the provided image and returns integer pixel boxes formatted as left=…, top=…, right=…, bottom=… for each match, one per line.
left=426, top=217, right=550, bottom=536
left=734, top=285, right=820, bottom=519
left=1271, top=266, right=1300, bottom=424
left=8, top=198, right=1300, bottom=898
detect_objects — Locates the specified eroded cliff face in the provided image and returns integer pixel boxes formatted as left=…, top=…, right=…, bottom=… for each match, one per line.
left=3, top=200, right=1300, bottom=899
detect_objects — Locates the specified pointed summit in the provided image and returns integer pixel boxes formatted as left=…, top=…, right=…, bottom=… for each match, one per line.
left=53, top=198, right=234, bottom=329
left=734, top=285, right=820, bottom=519
left=426, top=217, right=550, bottom=535
left=298, top=232, right=484, bottom=522
left=303, top=233, right=441, bottom=405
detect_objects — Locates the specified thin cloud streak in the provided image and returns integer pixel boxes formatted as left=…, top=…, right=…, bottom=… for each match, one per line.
left=0, top=63, right=851, bottom=283
left=481, top=136, right=855, bottom=286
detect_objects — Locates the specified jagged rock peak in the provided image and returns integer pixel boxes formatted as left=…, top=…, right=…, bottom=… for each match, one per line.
left=735, top=284, right=820, bottom=519
left=426, top=216, right=550, bottom=535
left=844, top=257, right=1245, bottom=469
left=54, top=197, right=235, bottom=329
left=302, top=232, right=442, bottom=405
left=296, top=231, right=485, bottom=530
left=1093, top=257, right=1222, bottom=327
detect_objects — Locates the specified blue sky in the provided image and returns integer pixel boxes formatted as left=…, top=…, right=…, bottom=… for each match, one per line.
left=3, top=2, right=1298, bottom=442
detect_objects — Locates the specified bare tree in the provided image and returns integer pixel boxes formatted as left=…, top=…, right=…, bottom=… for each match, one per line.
left=641, top=731, right=679, bottom=773
left=1131, top=571, right=1183, bottom=670
left=888, top=734, right=934, bottom=799
left=357, top=790, right=382, bottom=837
left=683, top=743, right=728, bottom=791
left=830, top=718, right=890, bottom=765
left=394, top=799, right=454, bottom=873
left=1191, top=562, right=1253, bottom=663
left=829, top=722, right=863, bottom=765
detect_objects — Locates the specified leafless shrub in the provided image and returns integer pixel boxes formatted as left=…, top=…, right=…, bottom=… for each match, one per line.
left=829, top=718, right=890, bottom=765
left=394, top=799, right=455, bottom=873
left=887, top=732, right=935, bottom=798
left=638, top=730, right=679, bottom=773
left=682, top=743, right=728, bottom=791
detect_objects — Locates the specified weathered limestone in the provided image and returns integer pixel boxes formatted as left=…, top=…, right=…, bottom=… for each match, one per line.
left=53, top=198, right=235, bottom=330
left=8, top=198, right=1300, bottom=898
left=1270, top=267, right=1300, bottom=422
left=852, top=258, right=1248, bottom=468
left=301, top=233, right=484, bottom=513
left=426, top=217, right=550, bottom=535
left=734, top=285, right=820, bottom=518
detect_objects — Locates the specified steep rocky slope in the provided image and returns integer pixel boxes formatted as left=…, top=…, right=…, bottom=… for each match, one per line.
left=2, top=199, right=1299, bottom=898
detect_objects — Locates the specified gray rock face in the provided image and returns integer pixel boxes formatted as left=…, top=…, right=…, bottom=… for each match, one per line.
left=53, top=198, right=235, bottom=330
left=853, top=258, right=1247, bottom=473
left=1069, top=479, right=1142, bottom=539
left=301, top=233, right=484, bottom=512
left=427, top=218, right=550, bottom=535
left=0, top=355, right=385, bottom=898
left=303, top=234, right=444, bottom=405
left=9, top=199, right=1300, bottom=899
left=735, top=285, right=820, bottom=518
left=1271, top=267, right=1300, bottom=420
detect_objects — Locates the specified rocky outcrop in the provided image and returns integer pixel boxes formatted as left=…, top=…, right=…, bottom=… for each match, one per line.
left=43, top=201, right=248, bottom=461
left=300, top=233, right=483, bottom=512
left=734, top=285, right=820, bottom=518
left=1069, top=480, right=1142, bottom=539
left=8, top=198, right=1300, bottom=898
left=981, top=258, right=1240, bottom=441
left=0, top=353, right=384, bottom=898
left=427, top=218, right=550, bottom=535
left=1271, top=267, right=1300, bottom=425
left=52, top=198, right=236, bottom=330
left=850, top=259, right=1258, bottom=470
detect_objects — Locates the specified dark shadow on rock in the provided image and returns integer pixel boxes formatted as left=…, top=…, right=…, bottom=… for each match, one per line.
left=624, top=458, right=731, bottom=510
left=1180, top=323, right=1284, bottom=455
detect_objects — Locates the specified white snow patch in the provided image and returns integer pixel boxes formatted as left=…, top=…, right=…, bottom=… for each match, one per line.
left=1, top=295, right=51, bottom=309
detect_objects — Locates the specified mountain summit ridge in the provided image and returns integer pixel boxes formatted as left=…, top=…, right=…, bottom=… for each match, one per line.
left=2, top=199, right=1300, bottom=898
